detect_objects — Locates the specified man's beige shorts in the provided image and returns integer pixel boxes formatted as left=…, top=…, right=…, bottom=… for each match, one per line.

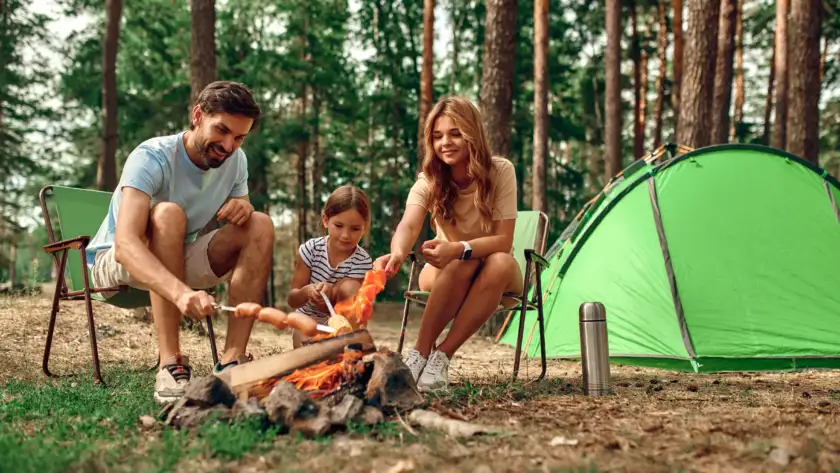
left=90, top=230, right=232, bottom=293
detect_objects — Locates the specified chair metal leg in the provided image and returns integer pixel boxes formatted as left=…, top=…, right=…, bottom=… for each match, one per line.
left=79, top=246, right=104, bottom=385
left=205, top=316, right=219, bottom=366
left=512, top=257, right=534, bottom=382
left=535, top=263, right=547, bottom=382
left=43, top=250, right=68, bottom=379
left=397, top=256, right=418, bottom=354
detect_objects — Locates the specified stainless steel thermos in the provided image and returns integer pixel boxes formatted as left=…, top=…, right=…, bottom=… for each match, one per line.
left=579, top=302, right=612, bottom=396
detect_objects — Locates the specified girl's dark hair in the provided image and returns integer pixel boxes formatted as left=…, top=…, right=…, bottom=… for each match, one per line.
left=323, top=185, right=371, bottom=230
left=192, top=81, right=261, bottom=130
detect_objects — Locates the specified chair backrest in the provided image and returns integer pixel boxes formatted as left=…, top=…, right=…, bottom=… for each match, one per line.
left=511, top=210, right=549, bottom=277
left=41, top=185, right=114, bottom=293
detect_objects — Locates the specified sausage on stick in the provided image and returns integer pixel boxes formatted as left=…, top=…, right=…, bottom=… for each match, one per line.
left=214, top=303, right=335, bottom=335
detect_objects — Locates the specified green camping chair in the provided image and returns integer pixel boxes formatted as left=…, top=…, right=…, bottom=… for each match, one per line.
left=38, top=185, right=220, bottom=385
left=396, top=210, right=550, bottom=382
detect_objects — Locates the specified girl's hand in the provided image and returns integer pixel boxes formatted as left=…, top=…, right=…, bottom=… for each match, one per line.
left=308, top=282, right=332, bottom=311
left=421, top=240, right=463, bottom=268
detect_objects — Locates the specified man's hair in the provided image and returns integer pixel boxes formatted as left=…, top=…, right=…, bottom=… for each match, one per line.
left=192, top=81, right=261, bottom=130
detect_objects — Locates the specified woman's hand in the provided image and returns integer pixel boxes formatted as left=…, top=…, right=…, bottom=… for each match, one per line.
left=374, top=252, right=406, bottom=279
left=421, top=240, right=464, bottom=269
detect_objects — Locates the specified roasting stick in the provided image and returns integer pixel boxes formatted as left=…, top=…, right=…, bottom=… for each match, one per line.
left=320, top=291, right=338, bottom=317
left=214, top=304, right=336, bottom=334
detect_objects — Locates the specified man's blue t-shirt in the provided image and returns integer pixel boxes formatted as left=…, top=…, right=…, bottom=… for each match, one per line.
left=86, top=132, right=249, bottom=265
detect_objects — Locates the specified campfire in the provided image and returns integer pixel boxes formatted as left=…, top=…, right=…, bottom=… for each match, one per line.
left=158, top=270, right=428, bottom=437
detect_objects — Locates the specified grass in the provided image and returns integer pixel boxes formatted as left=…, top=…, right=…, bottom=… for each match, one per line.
left=0, top=366, right=288, bottom=472
left=0, top=365, right=430, bottom=473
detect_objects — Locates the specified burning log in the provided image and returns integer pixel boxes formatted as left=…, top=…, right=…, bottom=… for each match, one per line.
left=215, top=330, right=377, bottom=398
left=365, top=349, right=426, bottom=412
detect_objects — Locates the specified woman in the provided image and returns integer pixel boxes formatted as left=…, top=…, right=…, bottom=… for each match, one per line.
left=374, top=97, right=522, bottom=392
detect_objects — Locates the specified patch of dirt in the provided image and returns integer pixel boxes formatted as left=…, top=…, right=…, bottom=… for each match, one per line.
left=2, top=291, right=840, bottom=471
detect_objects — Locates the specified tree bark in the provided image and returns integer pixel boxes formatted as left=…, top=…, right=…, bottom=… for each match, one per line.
left=605, top=0, right=622, bottom=179
left=711, top=0, right=737, bottom=144
left=190, top=0, right=217, bottom=105
left=671, top=0, right=683, bottom=131
left=98, top=0, right=122, bottom=192
left=730, top=0, right=744, bottom=142
left=631, top=1, right=641, bottom=159
left=653, top=0, right=668, bottom=149
left=298, top=85, right=309, bottom=245
left=479, top=0, right=518, bottom=158
left=310, top=92, right=322, bottom=234
left=675, top=0, right=721, bottom=148
left=418, top=0, right=434, bottom=169
left=532, top=0, right=548, bottom=213
left=785, top=0, right=821, bottom=164
left=772, top=0, right=788, bottom=150
left=763, top=45, right=775, bottom=145
left=448, top=0, right=466, bottom=95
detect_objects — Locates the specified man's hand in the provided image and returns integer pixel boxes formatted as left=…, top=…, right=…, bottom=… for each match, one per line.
left=217, top=199, right=254, bottom=226
left=421, top=239, right=463, bottom=269
left=175, top=289, right=216, bottom=320
left=374, top=252, right=405, bottom=279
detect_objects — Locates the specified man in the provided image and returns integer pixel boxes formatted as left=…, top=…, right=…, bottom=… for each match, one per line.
left=86, top=81, right=274, bottom=404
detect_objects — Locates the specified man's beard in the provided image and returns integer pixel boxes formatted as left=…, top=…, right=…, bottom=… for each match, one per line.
left=198, top=139, right=231, bottom=169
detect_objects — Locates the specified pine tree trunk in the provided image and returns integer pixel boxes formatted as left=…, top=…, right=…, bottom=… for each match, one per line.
left=653, top=0, right=668, bottom=149
left=298, top=85, right=309, bottom=245
left=418, top=0, right=434, bottom=168
left=605, top=0, right=622, bottom=179
left=310, top=91, right=322, bottom=231
left=480, top=0, right=518, bottom=158
left=8, top=237, right=15, bottom=289
left=763, top=45, right=775, bottom=145
left=786, top=0, right=821, bottom=164
left=711, top=0, right=736, bottom=144
left=98, top=0, right=122, bottom=192
left=448, top=0, right=465, bottom=95
left=675, top=0, right=721, bottom=148
left=532, top=0, right=548, bottom=213
left=671, top=0, right=683, bottom=131
left=772, top=0, right=788, bottom=150
left=190, top=0, right=217, bottom=105
left=631, top=0, right=643, bottom=159
left=730, top=0, right=744, bottom=142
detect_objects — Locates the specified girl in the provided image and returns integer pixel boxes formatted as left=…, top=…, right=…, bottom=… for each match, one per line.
left=287, top=185, right=373, bottom=347
left=374, top=96, right=522, bottom=392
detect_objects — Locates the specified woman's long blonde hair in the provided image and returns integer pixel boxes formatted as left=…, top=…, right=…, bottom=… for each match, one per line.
left=421, top=97, right=495, bottom=232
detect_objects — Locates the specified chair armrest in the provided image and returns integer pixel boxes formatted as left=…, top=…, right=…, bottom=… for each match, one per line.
left=43, top=236, right=90, bottom=254
left=524, top=249, right=550, bottom=269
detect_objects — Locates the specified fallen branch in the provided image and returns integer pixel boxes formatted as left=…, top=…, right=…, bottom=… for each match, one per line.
left=407, top=409, right=501, bottom=438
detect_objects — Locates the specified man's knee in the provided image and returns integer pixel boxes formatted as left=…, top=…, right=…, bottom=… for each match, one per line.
left=148, top=202, right=187, bottom=241
left=244, top=212, right=275, bottom=246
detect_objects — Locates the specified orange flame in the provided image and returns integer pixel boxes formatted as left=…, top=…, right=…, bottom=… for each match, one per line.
left=333, top=269, right=386, bottom=328
left=280, top=349, right=365, bottom=398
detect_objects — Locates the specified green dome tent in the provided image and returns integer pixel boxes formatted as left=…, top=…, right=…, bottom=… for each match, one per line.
left=500, top=144, right=840, bottom=372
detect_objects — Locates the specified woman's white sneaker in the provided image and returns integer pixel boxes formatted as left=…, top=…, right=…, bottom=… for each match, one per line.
left=403, top=349, right=427, bottom=381
left=417, top=350, right=450, bottom=392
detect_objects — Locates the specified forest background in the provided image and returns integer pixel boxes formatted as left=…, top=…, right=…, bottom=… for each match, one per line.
left=2, top=0, right=836, bottom=307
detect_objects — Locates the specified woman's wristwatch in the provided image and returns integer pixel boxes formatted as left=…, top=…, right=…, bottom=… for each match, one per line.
left=459, top=241, right=473, bottom=260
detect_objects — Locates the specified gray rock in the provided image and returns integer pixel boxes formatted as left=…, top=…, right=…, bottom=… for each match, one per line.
left=330, top=394, right=364, bottom=426
left=184, top=376, right=236, bottom=408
